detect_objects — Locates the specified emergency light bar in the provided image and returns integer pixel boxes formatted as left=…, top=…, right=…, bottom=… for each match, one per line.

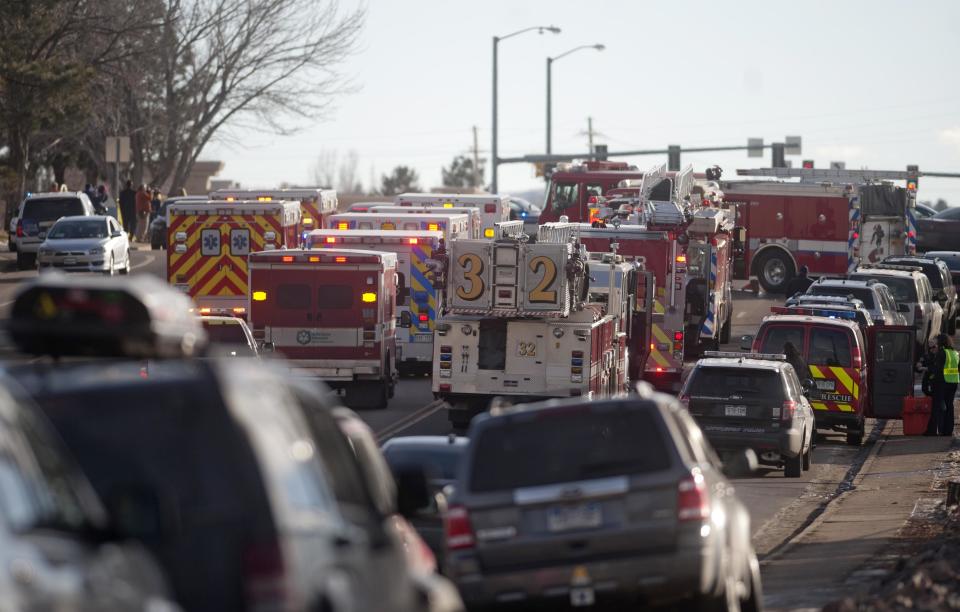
left=771, top=306, right=858, bottom=320
left=703, top=351, right=787, bottom=361
left=857, top=263, right=924, bottom=273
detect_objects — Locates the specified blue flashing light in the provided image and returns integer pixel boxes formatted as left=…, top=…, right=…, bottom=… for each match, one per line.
left=571, top=358, right=584, bottom=366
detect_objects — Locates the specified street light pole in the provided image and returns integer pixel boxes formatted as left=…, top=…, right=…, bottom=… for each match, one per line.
left=491, top=25, right=561, bottom=194
left=546, top=44, right=605, bottom=157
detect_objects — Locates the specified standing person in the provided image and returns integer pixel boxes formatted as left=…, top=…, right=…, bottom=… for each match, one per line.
left=927, top=334, right=958, bottom=436
left=95, top=185, right=110, bottom=215
left=783, top=341, right=809, bottom=380
left=150, top=189, right=162, bottom=223
left=784, top=265, right=814, bottom=299
left=135, top=184, right=152, bottom=242
left=119, top=180, right=137, bottom=237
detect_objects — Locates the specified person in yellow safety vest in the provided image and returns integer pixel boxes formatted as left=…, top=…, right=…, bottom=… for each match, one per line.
left=926, top=334, right=958, bottom=437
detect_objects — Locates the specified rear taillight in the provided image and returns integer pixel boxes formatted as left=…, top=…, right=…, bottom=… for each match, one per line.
left=852, top=346, right=862, bottom=369
left=678, top=393, right=690, bottom=408
left=243, top=540, right=288, bottom=610
left=677, top=470, right=709, bottom=522
left=15, top=220, right=23, bottom=238
left=444, top=505, right=475, bottom=550
left=914, top=305, right=923, bottom=326
left=484, top=203, right=496, bottom=213
left=781, top=399, right=797, bottom=422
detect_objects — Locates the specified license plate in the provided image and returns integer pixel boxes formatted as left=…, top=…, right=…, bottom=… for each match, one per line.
left=724, top=404, right=747, bottom=417
left=570, top=587, right=595, bottom=607
left=815, top=380, right=836, bottom=391
left=547, top=503, right=602, bottom=532
left=63, top=258, right=77, bottom=265
left=414, top=333, right=432, bottom=342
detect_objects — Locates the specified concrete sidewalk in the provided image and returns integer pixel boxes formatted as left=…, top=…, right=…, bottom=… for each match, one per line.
left=761, top=417, right=957, bottom=611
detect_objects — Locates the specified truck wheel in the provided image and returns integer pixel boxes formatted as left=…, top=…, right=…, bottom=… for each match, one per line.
left=784, top=453, right=802, bottom=478
left=755, top=251, right=794, bottom=294
left=845, top=424, right=864, bottom=446
left=375, top=382, right=389, bottom=410
left=449, top=412, right=471, bottom=433
left=719, top=310, right=732, bottom=344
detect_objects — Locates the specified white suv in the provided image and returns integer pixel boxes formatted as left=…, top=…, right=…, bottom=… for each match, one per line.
left=15, top=192, right=97, bottom=270
left=850, top=265, right=943, bottom=350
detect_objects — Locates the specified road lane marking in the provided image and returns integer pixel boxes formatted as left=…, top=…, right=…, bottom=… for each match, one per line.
left=132, top=253, right=157, bottom=270
left=375, top=399, right=446, bottom=442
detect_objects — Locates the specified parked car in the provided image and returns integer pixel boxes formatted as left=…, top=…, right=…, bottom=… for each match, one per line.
left=5, top=273, right=427, bottom=612
left=782, top=294, right=875, bottom=334
left=37, top=216, right=130, bottom=275
left=0, top=374, right=177, bottom=611
left=382, top=435, right=468, bottom=565
left=917, top=206, right=960, bottom=252
left=805, top=278, right=907, bottom=326
left=8, top=203, right=20, bottom=252
left=331, top=410, right=465, bottom=612
left=507, top=196, right=540, bottom=235
left=884, top=255, right=958, bottom=335
left=15, top=192, right=97, bottom=270
left=680, top=352, right=816, bottom=477
left=444, top=391, right=763, bottom=610
left=924, top=252, right=960, bottom=323
left=149, top=196, right=207, bottom=250
left=849, top=264, right=943, bottom=351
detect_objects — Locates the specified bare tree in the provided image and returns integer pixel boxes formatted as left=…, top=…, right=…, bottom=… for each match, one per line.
left=337, top=149, right=362, bottom=193
left=140, top=0, right=364, bottom=193
left=313, top=149, right=338, bottom=188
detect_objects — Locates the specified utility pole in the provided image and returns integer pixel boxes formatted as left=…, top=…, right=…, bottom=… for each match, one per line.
left=587, top=116, right=594, bottom=153
left=471, top=125, right=481, bottom=189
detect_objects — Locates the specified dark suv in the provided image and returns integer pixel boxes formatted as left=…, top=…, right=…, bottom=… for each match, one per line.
left=444, top=390, right=762, bottom=610
left=680, top=352, right=816, bottom=477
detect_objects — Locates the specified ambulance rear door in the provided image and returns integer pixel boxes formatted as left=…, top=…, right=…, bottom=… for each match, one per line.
left=866, top=325, right=915, bottom=418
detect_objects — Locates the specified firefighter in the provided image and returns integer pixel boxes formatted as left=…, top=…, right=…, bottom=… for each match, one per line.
left=926, top=334, right=958, bottom=437
left=783, top=341, right=809, bottom=380
left=784, top=265, right=814, bottom=299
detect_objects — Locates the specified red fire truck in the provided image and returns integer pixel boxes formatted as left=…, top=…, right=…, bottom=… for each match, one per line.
left=543, top=208, right=733, bottom=392
left=209, top=188, right=338, bottom=238
left=538, top=161, right=645, bottom=224
left=166, top=199, right=301, bottom=315
left=247, top=249, right=398, bottom=409
left=722, top=168, right=918, bottom=294
left=431, top=227, right=632, bottom=430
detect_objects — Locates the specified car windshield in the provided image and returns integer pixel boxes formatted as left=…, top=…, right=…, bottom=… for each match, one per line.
left=850, top=275, right=917, bottom=302
left=807, top=327, right=852, bottom=367
left=469, top=409, right=671, bottom=492
left=926, top=253, right=960, bottom=272
left=201, top=321, right=255, bottom=355
left=383, top=445, right=463, bottom=482
left=686, top=367, right=784, bottom=400
left=807, top=286, right=875, bottom=308
left=23, top=198, right=85, bottom=222
left=758, top=325, right=805, bottom=355
left=47, top=219, right=107, bottom=240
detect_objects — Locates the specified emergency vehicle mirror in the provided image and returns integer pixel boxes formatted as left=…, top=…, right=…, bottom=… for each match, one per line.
left=801, top=378, right=815, bottom=394
left=739, top=335, right=754, bottom=351
left=111, top=230, right=123, bottom=237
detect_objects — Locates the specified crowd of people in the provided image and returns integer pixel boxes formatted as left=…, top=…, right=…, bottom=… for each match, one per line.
left=46, top=180, right=175, bottom=243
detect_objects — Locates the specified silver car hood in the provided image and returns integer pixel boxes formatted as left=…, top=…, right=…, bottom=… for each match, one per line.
left=41, top=238, right=109, bottom=251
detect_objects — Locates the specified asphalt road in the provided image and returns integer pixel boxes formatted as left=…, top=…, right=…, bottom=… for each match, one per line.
left=0, top=244, right=885, bottom=600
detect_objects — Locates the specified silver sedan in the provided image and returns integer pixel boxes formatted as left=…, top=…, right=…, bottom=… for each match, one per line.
left=37, top=216, right=131, bottom=275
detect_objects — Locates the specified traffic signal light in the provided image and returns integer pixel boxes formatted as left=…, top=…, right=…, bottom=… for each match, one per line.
left=802, top=160, right=814, bottom=169
left=668, top=145, right=681, bottom=171
left=906, top=164, right=919, bottom=191
left=772, top=143, right=786, bottom=168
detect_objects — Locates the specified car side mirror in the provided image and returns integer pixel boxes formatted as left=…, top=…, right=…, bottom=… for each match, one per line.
left=897, top=304, right=910, bottom=313
left=739, top=335, right=754, bottom=351
left=723, top=448, right=758, bottom=478
left=111, top=230, right=123, bottom=237
left=801, top=378, right=815, bottom=394
left=394, top=464, right=431, bottom=519
left=260, top=342, right=275, bottom=353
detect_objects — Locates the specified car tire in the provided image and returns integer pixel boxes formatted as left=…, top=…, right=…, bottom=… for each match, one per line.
left=784, top=452, right=802, bottom=478
left=16, top=251, right=33, bottom=271
left=741, top=553, right=763, bottom=612
left=845, top=424, right=864, bottom=446
left=107, top=254, right=116, bottom=276
left=802, top=446, right=811, bottom=471
left=8, top=240, right=16, bottom=253
left=699, top=573, right=742, bottom=612
left=755, top=250, right=794, bottom=295
left=119, top=254, right=130, bottom=275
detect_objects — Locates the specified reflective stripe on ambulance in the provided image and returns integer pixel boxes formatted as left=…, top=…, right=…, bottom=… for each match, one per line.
left=807, top=364, right=861, bottom=413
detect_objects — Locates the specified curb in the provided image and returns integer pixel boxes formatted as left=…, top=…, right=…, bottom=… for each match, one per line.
left=761, top=419, right=892, bottom=565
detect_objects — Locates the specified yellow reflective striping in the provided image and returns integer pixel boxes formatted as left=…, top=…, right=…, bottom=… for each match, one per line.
left=654, top=299, right=665, bottom=315
left=829, top=367, right=858, bottom=400
left=651, top=324, right=670, bottom=345
left=649, top=349, right=671, bottom=368
left=836, top=404, right=854, bottom=413
left=810, top=402, right=829, bottom=411
left=808, top=365, right=826, bottom=379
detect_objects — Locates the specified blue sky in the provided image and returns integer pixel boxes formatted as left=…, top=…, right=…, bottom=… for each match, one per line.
left=205, top=0, right=960, bottom=203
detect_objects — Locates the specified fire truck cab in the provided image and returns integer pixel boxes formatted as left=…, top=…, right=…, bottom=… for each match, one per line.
left=166, top=199, right=301, bottom=314
left=722, top=168, right=917, bottom=294
left=307, top=229, right=443, bottom=375
left=432, top=229, right=629, bottom=430
left=209, top=188, right=337, bottom=237
left=393, top=193, right=510, bottom=238
left=539, top=161, right=645, bottom=224
left=248, top=249, right=398, bottom=409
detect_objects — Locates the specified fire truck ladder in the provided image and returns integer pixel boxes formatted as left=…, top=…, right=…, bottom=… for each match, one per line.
left=494, top=220, right=526, bottom=240
left=638, top=164, right=668, bottom=201
left=735, top=168, right=913, bottom=183
left=536, top=222, right=580, bottom=244
left=672, top=165, right=696, bottom=202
